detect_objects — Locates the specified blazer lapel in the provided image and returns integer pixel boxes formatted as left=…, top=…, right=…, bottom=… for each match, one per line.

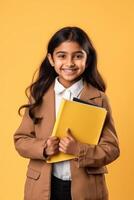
left=37, top=82, right=56, bottom=138
left=80, top=81, right=101, bottom=101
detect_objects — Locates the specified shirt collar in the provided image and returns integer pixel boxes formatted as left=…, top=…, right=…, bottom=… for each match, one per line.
left=54, top=77, right=84, bottom=97
left=54, top=77, right=65, bottom=94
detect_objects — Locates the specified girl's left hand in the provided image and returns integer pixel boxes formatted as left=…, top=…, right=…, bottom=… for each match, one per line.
left=59, top=128, right=79, bottom=156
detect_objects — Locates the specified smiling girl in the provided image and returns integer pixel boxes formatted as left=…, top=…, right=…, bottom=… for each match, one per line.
left=14, top=26, right=120, bottom=200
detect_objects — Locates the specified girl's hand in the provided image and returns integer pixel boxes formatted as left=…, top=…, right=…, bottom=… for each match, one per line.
left=59, top=128, right=79, bottom=156
left=44, top=136, right=60, bottom=156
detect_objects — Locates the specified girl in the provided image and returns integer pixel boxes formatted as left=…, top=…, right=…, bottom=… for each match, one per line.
left=14, top=26, right=120, bottom=200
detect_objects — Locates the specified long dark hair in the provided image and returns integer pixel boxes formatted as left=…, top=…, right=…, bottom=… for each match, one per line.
left=19, top=26, right=106, bottom=124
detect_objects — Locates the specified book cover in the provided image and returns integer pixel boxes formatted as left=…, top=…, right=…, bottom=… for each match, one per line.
left=47, top=99, right=107, bottom=163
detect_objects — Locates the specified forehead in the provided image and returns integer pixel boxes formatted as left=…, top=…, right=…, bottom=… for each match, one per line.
left=54, top=41, right=84, bottom=53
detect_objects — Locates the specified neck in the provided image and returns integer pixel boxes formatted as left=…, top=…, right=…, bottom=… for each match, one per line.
left=58, top=77, right=82, bottom=88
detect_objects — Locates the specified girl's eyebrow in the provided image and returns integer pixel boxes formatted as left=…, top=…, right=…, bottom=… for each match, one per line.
left=55, top=51, right=85, bottom=55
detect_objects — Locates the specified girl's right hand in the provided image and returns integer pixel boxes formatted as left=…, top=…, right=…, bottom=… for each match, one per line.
left=44, top=136, right=60, bottom=156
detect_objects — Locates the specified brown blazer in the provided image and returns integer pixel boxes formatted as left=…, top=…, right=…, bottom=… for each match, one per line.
left=14, top=82, right=120, bottom=200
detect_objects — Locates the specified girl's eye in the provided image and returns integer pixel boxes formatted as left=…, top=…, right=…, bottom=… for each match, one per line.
left=74, top=54, right=83, bottom=59
left=57, top=54, right=66, bottom=58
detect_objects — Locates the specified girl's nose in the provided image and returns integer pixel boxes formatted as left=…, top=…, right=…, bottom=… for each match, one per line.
left=66, top=57, right=75, bottom=67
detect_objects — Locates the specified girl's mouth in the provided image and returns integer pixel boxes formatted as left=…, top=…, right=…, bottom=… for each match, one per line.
left=62, top=68, right=78, bottom=75
left=62, top=68, right=78, bottom=73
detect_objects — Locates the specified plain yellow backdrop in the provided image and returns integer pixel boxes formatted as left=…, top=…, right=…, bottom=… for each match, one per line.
left=0, top=0, right=134, bottom=199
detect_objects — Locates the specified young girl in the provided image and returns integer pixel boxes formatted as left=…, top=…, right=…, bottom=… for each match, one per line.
left=14, top=26, right=120, bottom=200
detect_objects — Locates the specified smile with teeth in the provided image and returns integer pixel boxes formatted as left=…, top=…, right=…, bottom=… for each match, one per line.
left=62, top=68, right=78, bottom=73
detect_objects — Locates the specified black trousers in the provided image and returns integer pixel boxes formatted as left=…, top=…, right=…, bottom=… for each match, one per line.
left=50, top=175, right=72, bottom=200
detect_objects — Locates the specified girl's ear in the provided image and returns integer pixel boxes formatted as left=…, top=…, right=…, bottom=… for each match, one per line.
left=47, top=53, right=54, bottom=67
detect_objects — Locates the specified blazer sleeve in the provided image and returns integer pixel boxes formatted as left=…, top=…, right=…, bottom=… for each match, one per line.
left=13, top=108, right=47, bottom=160
left=76, top=93, right=120, bottom=168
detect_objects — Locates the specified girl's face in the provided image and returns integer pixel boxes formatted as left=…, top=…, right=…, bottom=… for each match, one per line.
left=48, top=41, right=87, bottom=88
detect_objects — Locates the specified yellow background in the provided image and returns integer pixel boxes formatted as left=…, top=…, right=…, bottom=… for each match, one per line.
left=0, top=0, right=134, bottom=199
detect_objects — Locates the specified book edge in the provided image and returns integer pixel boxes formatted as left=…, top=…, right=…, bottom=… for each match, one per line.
left=51, top=98, right=66, bottom=137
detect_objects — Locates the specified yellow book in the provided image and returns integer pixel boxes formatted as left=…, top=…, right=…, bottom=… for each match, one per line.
left=47, top=98, right=107, bottom=163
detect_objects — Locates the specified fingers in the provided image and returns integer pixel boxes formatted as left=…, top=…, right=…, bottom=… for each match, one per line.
left=47, top=138, right=59, bottom=146
left=47, top=136, right=59, bottom=145
left=45, top=136, right=60, bottom=156
left=45, top=144, right=59, bottom=156
left=48, top=136, right=59, bottom=141
left=45, top=129, right=77, bottom=155
left=66, top=128, right=75, bottom=141
left=59, top=143, right=66, bottom=153
left=59, top=129, right=79, bottom=155
left=59, top=135, right=72, bottom=153
left=60, top=137, right=70, bottom=144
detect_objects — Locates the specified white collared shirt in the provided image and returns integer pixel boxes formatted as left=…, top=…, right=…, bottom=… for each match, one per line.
left=53, top=77, right=84, bottom=180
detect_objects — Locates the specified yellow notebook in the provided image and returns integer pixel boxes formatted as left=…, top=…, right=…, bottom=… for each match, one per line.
left=47, top=98, right=107, bottom=163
